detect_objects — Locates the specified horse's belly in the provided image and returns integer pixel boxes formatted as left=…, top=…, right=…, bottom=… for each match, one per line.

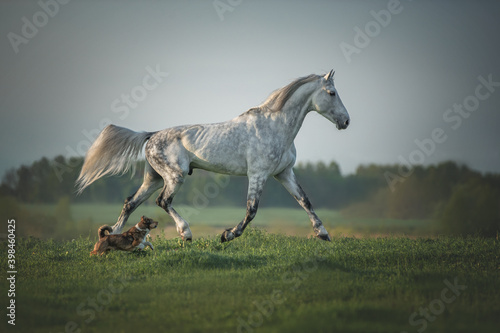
left=188, top=138, right=248, bottom=175
left=182, top=123, right=250, bottom=175
left=190, top=157, right=248, bottom=176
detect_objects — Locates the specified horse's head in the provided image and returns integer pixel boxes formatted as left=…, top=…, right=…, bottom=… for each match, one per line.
left=310, top=70, right=350, bottom=130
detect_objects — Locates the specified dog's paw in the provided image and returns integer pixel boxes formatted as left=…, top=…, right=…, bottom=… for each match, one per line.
left=142, top=241, right=154, bottom=251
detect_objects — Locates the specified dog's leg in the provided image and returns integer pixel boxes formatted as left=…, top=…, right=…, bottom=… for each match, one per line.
left=143, top=241, right=154, bottom=250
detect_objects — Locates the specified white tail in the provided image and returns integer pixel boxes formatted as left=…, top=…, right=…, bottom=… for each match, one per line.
left=76, top=125, right=155, bottom=194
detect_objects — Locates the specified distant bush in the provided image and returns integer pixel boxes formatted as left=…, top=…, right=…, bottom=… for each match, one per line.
left=341, top=163, right=500, bottom=237
left=438, top=178, right=500, bottom=237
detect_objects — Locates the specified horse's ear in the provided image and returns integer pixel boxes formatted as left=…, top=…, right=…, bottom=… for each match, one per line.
left=324, top=69, right=335, bottom=81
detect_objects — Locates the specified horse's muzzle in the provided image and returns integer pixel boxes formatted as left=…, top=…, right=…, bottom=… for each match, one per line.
left=337, top=118, right=350, bottom=130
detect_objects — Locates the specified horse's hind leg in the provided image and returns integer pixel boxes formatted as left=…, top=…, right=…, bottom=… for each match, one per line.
left=274, top=167, right=331, bottom=241
left=221, top=174, right=267, bottom=242
left=155, top=173, right=193, bottom=241
left=111, top=163, right=162, bottom=234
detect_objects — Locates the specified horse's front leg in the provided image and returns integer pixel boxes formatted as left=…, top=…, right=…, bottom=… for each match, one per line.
left=274, top=168, right=331, bottom=241
left=221, top=174, right=267, bottom=243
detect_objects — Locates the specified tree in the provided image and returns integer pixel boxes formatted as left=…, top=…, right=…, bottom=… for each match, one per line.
left=440, top=178, right=500, bottom=237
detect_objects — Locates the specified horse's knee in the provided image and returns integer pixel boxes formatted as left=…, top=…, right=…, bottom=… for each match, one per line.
left=155, top=196, right=166, bottom=209
left=155, top=195, right=162, bottom=207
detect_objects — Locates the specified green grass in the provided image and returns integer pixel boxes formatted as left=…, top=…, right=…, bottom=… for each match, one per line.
left=1, top=230, right=499, bottom=333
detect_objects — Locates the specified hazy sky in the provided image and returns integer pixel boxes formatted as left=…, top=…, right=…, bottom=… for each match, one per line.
left=1, top=0, right=500, bottom=179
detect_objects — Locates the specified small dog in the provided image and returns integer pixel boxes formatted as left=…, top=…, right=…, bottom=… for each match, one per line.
left=90, top=216, right=159, bottom=256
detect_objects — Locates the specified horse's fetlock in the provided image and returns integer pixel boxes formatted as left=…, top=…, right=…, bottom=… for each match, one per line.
left=312, top=221, right=323, bottom=230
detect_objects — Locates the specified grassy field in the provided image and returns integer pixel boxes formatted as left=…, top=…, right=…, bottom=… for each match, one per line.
left=1, top=229, right=499, bottom=333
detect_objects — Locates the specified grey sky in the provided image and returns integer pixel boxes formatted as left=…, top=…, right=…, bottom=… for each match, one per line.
left=1, top=0, right=500, bottom=179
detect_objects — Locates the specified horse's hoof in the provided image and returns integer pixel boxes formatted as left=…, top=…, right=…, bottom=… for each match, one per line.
left=317, top=234, right=331, bottom=242
left=221, top=229, right=235, bottom=243
left=180, top=230, right=193, bottom=242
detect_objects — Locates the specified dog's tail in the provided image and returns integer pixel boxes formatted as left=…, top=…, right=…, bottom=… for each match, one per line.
left=98, top=225, right=113, bottom=239
left=76, top=125, right=157, bottom=194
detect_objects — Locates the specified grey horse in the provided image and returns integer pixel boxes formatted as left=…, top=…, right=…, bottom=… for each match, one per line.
left=76, top=70, right=350, bottom=242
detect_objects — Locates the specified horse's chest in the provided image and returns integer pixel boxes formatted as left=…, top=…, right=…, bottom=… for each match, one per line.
left=247, top=139, right=295, bottom=173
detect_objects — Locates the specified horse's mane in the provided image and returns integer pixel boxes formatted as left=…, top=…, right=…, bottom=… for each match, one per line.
left=248, top=74, right=323, bottom=114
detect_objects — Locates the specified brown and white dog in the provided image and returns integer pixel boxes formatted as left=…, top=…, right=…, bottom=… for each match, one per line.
left=90, top=216, right=159, bottom=256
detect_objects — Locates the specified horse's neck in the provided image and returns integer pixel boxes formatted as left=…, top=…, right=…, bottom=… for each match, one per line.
left=276, top=82, right=317, bottom=144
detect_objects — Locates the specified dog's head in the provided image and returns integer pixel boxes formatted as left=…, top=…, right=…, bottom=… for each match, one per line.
left=137, top=216, right=159, bottom=230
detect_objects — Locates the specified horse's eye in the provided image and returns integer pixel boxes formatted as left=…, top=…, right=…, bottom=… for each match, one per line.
left=328, top=90, right=336, bottom=97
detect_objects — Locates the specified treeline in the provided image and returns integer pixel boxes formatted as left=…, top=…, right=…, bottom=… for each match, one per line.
left=345, top=162, right=500, bottom=236
left=1, top=156, right=499, bottom=236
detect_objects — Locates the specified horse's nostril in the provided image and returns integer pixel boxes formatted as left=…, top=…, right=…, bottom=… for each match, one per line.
left=345, top=119, right=350, bottom=127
